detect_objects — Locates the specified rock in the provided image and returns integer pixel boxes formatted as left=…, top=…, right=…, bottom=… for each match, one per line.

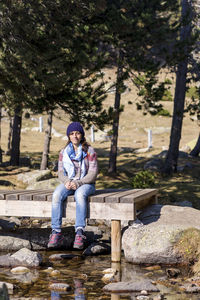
left=134, top=148, right=151, bottom=154
left=83, top=242, right=111, bottom=256
left=50, top=270, right=60, bottom=277
left=166, top=268, right=181, bottom=278
left=17, top=170, right=52, bottom=185
left=49, top=283, right=71, bottom=292
left=144, top=158, right=164, bottom=171
left=101, top=268, right=119, bottom=283
left=122, top=205, right=200, bottom=264
left=49, top=253, right=78, bottom=261
left=26, top=178, right=60, bottom=190
left=177, top=162, right=195, bottom=172
left=103, top=280, right=159, bottom=293
left=0, top=217, right=21, bottom=230
left=11, top=248, right=42, bottom=267
left=11, top=266, right=30, bottom=274
left=0, top=282, right=14, bottom=295
left=0, top=283, right=9, bottom=299
left=136, top=296, right=150, bottom=300
left=156, top=150, right=188, bottom=159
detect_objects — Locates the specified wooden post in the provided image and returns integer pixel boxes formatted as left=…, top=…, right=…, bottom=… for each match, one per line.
left=111, top=220, right=121, bottom=262
left=111, top=294, right=120, bottom=300
left=111, top=262, right=121, bottom=300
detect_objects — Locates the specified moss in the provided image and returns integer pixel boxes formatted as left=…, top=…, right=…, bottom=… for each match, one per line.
left=174, top=228, right=200, bottom=275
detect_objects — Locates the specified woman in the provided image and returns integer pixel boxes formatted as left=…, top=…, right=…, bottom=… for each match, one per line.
left=47, top=122, right=98, bottom=250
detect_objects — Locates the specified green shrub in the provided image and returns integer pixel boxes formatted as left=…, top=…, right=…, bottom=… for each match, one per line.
left=186, top=86, right=198, bottom=99
left=131, top=170, right=156, bottom=188
left=157, top=109, right=171, bottom=117
left=161, top=89, right=173, bottom=101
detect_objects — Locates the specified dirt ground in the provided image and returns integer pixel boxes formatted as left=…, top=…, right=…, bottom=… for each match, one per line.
left=1, top=68, right=200, bottom=209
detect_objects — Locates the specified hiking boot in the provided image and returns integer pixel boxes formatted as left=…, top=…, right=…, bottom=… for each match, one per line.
left=73, top=229, right=86, bottom=250
left=47, top=231, right=64, bottom=248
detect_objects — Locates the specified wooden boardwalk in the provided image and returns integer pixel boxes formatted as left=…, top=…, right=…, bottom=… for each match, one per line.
left=0, top=188, right=158, bottom=261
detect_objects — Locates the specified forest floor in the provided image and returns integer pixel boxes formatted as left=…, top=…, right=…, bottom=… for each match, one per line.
left=0, top=67, right=200, bottom=209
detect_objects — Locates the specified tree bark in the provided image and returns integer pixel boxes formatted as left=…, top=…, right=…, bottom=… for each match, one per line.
left=40, top=111, right=53, bottom=170
left=0, top=106, right=2, bottom=163
left=10, top=105, right=22, bottom=166
left=190, top=133, right=200, bottom=156
left=163, top=0, right=192, bottom=174
left=6, top=115, right=13, bottom=155
left=108, top=51, right=123, bottom=174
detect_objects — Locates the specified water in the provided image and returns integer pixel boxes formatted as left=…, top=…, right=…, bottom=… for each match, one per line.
left=0, top=251, right=199, bottom=299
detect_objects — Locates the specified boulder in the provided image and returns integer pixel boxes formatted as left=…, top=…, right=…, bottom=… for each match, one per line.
left=26, top=177, right=60, bottom=190
left=11, top=248, right=42, bottom=267
left=122, top=205, right=200, bottom=264
left=0, top=248, right=42, bottom=268
left=17, top=169, right=52, bottom=185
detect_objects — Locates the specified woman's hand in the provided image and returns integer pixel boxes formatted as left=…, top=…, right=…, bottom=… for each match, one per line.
left=70, top=181, right=77, bottom=190
left=65, top=181, right=72, bottom=190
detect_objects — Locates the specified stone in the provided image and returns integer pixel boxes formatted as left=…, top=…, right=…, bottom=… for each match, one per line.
left=26, top=177, right=60, bottom=190
left=11, top=248, right=42, bottom=267
left=17, top=169, right=52, bottom=185
left=49, top=283, right=71, bottom=292
left=0, top=282, right=13, bottom=295
left=83, top=242, right=111, bottom=256
left=122, top=205, right=200, bottom=264
left=11, top=266, right=30, bottom=274
left=0, top=283, right=9, bottom=299
left=144, top=158, right=164, bottom=171
left=49, top=253, right=78, bottom=260
left=103, top=280, right=159, bottom=293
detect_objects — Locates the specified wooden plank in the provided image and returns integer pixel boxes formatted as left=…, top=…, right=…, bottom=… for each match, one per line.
left=6, top=189, right=53, bottom=200
left=89, top=189, right=128, bottom=203
left=32, top=191, right=54, bottom=201
left=0, top=200, right=52, bottom=218
left=0, top=200, right=136, bottom=220
left=133, top=189, right=158, bottom=202
left=0, top=190, right=24, bottom=200
left=87, top=202, right=135, bottom=220
left=105, top=189, right=141, bottom=203
left=120, top=188, right=158, bottom=203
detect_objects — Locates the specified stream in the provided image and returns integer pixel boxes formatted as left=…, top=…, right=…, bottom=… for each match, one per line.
left=0, top=251, right=199, bottom=300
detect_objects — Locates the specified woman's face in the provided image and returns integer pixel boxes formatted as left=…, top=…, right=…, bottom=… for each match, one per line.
left=69, top=131, right=82, bottom=148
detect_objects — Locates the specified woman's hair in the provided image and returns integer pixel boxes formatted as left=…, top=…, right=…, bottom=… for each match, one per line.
left=66, top=136, right=90, bottom=152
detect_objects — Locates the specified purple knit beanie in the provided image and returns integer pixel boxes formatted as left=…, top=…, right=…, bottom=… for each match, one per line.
left=66, top=122, right=85, bottom=137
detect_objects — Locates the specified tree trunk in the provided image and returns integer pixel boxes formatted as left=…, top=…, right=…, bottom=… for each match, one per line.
left=40, top=111, right=53, bottom=170
left=108, top=51, right=123, bottom=174
left=163, top=0, right=192, bottom=174
left=10, top=105, right=22, bottom=166
left=190, top=133, right=200, bottom=156
left=6, top=115, right=13, bottom=155
left=0, top=106, right=2, bottom=163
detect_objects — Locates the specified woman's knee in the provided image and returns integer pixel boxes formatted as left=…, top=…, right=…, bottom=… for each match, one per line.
left=52, top=184, right=66, bottom=205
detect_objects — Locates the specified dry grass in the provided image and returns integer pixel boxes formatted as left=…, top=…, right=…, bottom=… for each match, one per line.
left=1, top=68, right=200, bottom=210
left=175, top=228, right=200, bottom=275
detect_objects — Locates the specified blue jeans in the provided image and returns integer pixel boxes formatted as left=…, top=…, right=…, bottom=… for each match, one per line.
left=51, top=183, right=95, bottom=231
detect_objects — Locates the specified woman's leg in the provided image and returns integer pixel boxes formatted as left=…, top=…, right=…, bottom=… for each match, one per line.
left=51, top=183, right=74, bottom=232
left=74, top=184, right=95, bottom=230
